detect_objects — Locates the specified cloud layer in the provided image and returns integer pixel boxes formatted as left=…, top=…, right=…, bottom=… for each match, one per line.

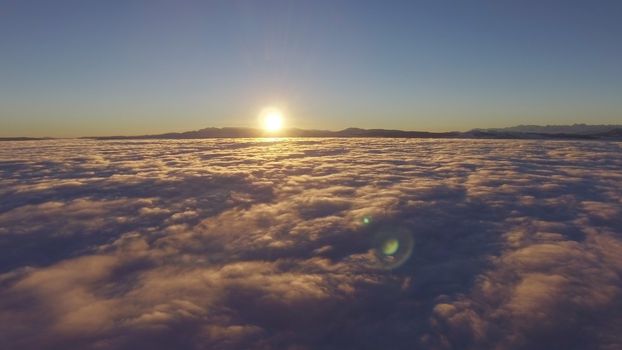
left=1, top=138, right=621, bottom=349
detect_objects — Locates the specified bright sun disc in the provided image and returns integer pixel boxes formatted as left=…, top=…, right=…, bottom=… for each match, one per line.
left=260, top=107, right=284, bottom=132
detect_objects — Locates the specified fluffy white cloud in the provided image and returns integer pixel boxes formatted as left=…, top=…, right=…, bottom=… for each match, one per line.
left=0, top=138, right=621, bottom=349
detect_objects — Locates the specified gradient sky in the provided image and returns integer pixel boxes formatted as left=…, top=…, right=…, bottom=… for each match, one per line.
left=1, top=0, right=621, bottom=137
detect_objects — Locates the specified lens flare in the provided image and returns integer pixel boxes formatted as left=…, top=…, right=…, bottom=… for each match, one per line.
left=372, top=228, right=414, bottom=270
left=381, top=238, right=399, bottom=255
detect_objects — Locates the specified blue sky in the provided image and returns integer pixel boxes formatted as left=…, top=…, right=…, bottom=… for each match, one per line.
left=1, top=0, right=621, bottom=137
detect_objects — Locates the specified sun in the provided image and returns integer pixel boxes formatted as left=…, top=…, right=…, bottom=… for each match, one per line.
left=260, top=107, right=284, bottom=132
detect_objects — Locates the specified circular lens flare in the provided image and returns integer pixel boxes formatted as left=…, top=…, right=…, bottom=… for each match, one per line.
left=372, top=228, right=414, bottom=270
left=381, top=238, right=399, bottom=255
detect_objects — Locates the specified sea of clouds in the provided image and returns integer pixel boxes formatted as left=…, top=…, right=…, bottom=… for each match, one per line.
left=0, top=138, right=621, bottom=350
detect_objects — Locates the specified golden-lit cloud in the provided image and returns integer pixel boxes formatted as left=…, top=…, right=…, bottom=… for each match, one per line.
left=0, top=138, right=621, bottom=349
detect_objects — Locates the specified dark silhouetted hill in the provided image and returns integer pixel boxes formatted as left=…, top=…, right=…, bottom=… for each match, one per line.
left=82, top=124, right=622, bottom=141
left=86, top=127, right=461, bottom=140
left=473, top=124, right=622, bottom=135
left=0, top=137, right=55, bottom=141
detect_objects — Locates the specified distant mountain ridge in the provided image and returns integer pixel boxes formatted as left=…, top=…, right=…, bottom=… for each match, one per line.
left=85, top=127, right=460, bottom=140
left=472, top=124, right=622, bottom=135
left=0, top=137, right=54, bottom=141
left=83, top=124, right=622, bottom=141
left=4, top=124, right=621, bottom=141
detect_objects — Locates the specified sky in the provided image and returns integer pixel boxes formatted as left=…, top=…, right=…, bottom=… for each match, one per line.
left=1, top=0, right=621, bottom=137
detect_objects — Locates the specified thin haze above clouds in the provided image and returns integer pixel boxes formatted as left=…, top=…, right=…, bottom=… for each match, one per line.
left=0, top=138, right=621, bottom=349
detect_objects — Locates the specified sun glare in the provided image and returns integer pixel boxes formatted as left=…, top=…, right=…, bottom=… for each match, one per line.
left=260, top=107, right=284, bottom=132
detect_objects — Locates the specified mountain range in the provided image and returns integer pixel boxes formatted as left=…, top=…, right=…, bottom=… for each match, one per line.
left=473, top=124, right=622, bottom=135
left=2, top=124, right=621, bottom=141
left=85, top=124, right=622, bottom=140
